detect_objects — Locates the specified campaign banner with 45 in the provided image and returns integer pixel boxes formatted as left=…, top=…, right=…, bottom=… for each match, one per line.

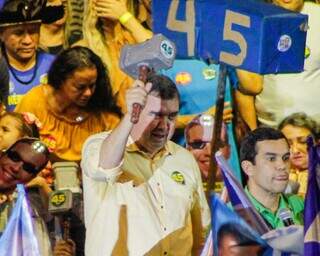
left=152, top=0, right=308, bottom=74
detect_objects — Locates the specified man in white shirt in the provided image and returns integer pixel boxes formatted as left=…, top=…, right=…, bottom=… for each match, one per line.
left=81, top=74, right=210, bottom=255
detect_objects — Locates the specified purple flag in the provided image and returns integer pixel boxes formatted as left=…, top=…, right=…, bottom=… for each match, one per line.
left=0, top=185, right=40, bottom=256
left=215, top=151, right=270, bottom=235
left=304, top=139, right=320, bottom=254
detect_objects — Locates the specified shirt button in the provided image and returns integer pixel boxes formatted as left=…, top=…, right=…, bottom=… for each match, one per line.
left=157, top=182, right=160, bottom=186
left=164, top=252, right=167, bottom=255
left=164, top=227, right=166, bottom=231
left=161, top=205, right=164, bottom=209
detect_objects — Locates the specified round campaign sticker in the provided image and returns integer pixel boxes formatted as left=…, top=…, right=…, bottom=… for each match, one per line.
left=171, top=171, right=185, bottom=185
left=160, top=40, right=175, bottom=59
left=175, top=72, right=192, bottom=85
left=50, top=191, right=66, bottom=207
left=277, top=35, right=292, bottom=52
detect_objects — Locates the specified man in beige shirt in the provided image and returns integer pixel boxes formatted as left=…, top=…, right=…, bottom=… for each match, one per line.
left=82, top=74, right=210, bottom=255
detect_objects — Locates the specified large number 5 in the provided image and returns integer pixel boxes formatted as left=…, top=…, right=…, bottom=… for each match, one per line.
left=219, top=10, right=251, bottom=66
left=166, top=0, right=195, bottom=56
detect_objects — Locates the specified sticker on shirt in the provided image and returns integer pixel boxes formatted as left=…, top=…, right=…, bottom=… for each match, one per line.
left=171, top=171, right=185, bottom=185
left=202, top=68, right=216, bottom=80
left=41, top=135, right=57, bottom=153
left=40, top=73, right=48, bottom=85
left=7, top=94, right=23, bottom=106
left=305, top=46, right=310, bottom=59
left=175, top=72, right=192, bottom=86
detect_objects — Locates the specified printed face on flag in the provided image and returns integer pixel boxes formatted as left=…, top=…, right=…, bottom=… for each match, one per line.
left=186, top=115, right=230, bottom=179
left=218, top=232, right=263, bottom=256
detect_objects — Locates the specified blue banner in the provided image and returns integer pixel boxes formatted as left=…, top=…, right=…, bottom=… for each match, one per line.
left=152, top=0, right=308, bottom=74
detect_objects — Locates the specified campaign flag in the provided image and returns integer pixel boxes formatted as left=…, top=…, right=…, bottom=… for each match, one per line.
left=304, top=139, right=320, bottom=255
left=211, top=194, right=268, bottom=255
left=0, top=184, right=40, bottom=256
left=200, top=229, right=213, bottom=256
left=215, top=151, right=270, bottom=235
left=210, top=194, right=303, bottom=256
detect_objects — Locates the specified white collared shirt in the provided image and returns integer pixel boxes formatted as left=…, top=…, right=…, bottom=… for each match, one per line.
left=81, top=132, right=210, bottom=256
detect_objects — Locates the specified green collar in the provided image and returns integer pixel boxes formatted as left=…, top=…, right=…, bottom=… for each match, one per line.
left=245, top=187, right=290, bottom=215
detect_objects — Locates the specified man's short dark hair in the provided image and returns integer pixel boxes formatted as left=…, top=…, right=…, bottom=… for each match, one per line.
left=147, top=74, right=180, bottom=102
left=240, top=127, right=288, bottom=164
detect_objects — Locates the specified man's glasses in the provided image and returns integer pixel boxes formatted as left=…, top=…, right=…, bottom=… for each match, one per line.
left=6, top=150, right=39, bottom=174
left=188, top=140, right=229, bottom=150
left=188, top=141, right=210, bottom=150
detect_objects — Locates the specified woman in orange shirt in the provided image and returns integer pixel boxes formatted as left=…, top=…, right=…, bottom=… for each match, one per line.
left=15, top=46, right=121, bottom=162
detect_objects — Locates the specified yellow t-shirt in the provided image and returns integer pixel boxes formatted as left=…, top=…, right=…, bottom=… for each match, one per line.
left=15, top=84, right=120, bottom=161
left=289, top=169, right=308, bottom=198
left=104, top=23, right=136, bottom=113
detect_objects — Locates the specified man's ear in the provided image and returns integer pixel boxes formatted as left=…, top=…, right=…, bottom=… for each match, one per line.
left=241, top=160, right=254, bottom=177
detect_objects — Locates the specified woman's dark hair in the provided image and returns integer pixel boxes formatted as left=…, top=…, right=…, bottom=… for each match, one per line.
left=48, top=46, right=122, bottom=116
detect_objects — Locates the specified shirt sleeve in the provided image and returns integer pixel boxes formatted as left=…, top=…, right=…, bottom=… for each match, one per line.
left=14, top=86, right=42, bottom=114
left=81, top=132, right=123, bottom=184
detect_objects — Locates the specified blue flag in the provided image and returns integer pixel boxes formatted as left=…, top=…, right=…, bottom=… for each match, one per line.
left=0, top=185, right=40, bottom=256
left=211, top=194, right=303, bottom=256
left=211, top=194, right=270, bottom=255
left=304, top=139, right=320, bottom=254
left=215, top=151, right=270, bottom=235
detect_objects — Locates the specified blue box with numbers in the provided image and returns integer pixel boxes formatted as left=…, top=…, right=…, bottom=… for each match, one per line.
left=152, top=0, right=308, bottom=74
left=196, top=0, right=308, bottom=74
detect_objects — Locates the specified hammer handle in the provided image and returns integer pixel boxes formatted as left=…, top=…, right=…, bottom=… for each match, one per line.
left=63, top=217, right=71, bottom=241
left=130, top=66, right=151, bottom=124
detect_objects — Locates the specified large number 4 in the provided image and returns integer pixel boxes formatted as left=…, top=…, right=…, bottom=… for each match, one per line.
left=166, top=0, right=195, bottom=57
left=219, top=10, right=251, bottom=66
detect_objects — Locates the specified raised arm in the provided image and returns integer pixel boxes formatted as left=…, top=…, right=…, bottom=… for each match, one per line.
left=95, top=0, right=153, bottom=42
left=236, top=69, right=263, bottom=95
left=235, top=90, right=257, bottom=130
left=99, top=80, right=148, bottom=169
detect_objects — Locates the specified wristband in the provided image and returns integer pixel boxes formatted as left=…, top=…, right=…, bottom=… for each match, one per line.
left=119, top=12, right=133, bottom=25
